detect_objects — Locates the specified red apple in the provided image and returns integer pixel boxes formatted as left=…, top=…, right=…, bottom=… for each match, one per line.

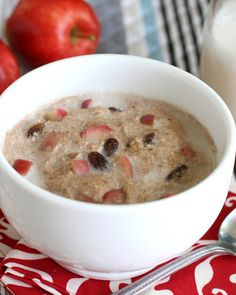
left=7, top=0, right=100, bottom=68
left=0, top=40, right=20, bottom=94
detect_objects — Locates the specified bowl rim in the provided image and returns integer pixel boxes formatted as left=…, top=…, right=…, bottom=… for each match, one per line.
left=0, top=53, right=235, bottom=212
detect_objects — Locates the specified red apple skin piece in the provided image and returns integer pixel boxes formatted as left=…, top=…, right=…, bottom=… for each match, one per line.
left=118, top=155, right=133, bottom=177
left=12, top=159, right=32, bottom=175
left=56, top=108, right=68, bottom=119
left=7, top=0, right=100, bottom=67
left=81, top=99, right=92, bottom=109
left=160, top=193, right=173, bottom=199
left=180, top=147, right=196, bottom=158
left=103, top=189, right=126, bottom=204
left=72, top=159, right=89, bottom=175
left=79, top=194, right=95, bottom=203
left=45, top=108, right=67, bottom=121
left=80, top=125, right=112, bottom=139
left=140, top=114, right=155, bottom=125
left=0, top=40, right=20, bottom=94
left=39, top=133, right=62, bottom=151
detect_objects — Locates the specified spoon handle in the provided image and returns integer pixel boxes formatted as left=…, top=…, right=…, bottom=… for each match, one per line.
left=112, top=243, right=228, bottom=295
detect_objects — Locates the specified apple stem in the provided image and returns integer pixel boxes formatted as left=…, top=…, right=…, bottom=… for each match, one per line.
left=70, top=28, right=95, bottom=44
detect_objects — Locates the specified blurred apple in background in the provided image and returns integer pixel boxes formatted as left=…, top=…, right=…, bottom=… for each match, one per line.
left=0, top=39, right=20, bottom=94
left=6, top=0, right=100, bottom=68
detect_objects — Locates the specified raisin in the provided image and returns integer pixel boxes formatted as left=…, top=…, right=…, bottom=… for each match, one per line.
left=108, top=107, right=122, bottom=112
left=88, top=151, right=108, bottom=170
left=166, top=164, right=188, bottom=181
left=26, top=122, right=45, bottom=137
left=104, top=138, right=119, bottom=156
left=143, top=132, right=155, bottom=146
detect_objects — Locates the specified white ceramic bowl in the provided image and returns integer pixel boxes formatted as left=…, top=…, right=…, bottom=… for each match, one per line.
left=0, top=54, right=235, bottom=280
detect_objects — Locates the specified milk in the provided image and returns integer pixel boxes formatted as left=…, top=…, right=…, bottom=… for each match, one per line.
left=200, top=0, right=236, bottom=121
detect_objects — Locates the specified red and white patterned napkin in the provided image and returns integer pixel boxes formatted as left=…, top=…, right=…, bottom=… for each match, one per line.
left=1, top=185, right=236, bottom=294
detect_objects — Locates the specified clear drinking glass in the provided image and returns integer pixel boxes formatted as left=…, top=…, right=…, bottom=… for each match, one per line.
left=200, top=0, right=236, bottom=121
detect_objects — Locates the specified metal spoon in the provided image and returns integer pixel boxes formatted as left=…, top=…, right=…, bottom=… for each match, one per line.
left=113, top=209, right=236, bottom=295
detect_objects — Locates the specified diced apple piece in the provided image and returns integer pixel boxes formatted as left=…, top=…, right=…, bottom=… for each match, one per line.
left=160, top=193, right=173, bottom=199
left=118, top=155, right=133, bottom=177
left=12, top=159, right=32, bottom=176
left=44, top=108, right=67, bottom=121
left=44, top=111, right=57, bottom=121
left=180, top=147, right=196, bottom=158
left=56, top=108, right=68, bottom=119
left=39, top=133, right=62, bottom=151
left=81, top=99, right=92, bottom=109
left=140, top=114, right=155, bottom=125
left=79, top=194, right=95, bottom=203
left=72, top=159, right=89, bottom=174
left=80, top=125, right=112, bottom=143
left=103, top=189, right=126, bottom=204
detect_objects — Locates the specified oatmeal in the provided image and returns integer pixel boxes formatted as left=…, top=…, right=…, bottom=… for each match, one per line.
left=3, top=93, right=217, bottom=204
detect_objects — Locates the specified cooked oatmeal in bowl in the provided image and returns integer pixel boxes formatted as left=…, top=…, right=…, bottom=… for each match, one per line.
left=0, top=54, right=235, bottom=280
left=4, top=93, right=217, bottom=204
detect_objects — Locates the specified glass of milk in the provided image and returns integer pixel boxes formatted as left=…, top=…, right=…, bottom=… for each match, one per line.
left=200, top=0, right=236, bottom=121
